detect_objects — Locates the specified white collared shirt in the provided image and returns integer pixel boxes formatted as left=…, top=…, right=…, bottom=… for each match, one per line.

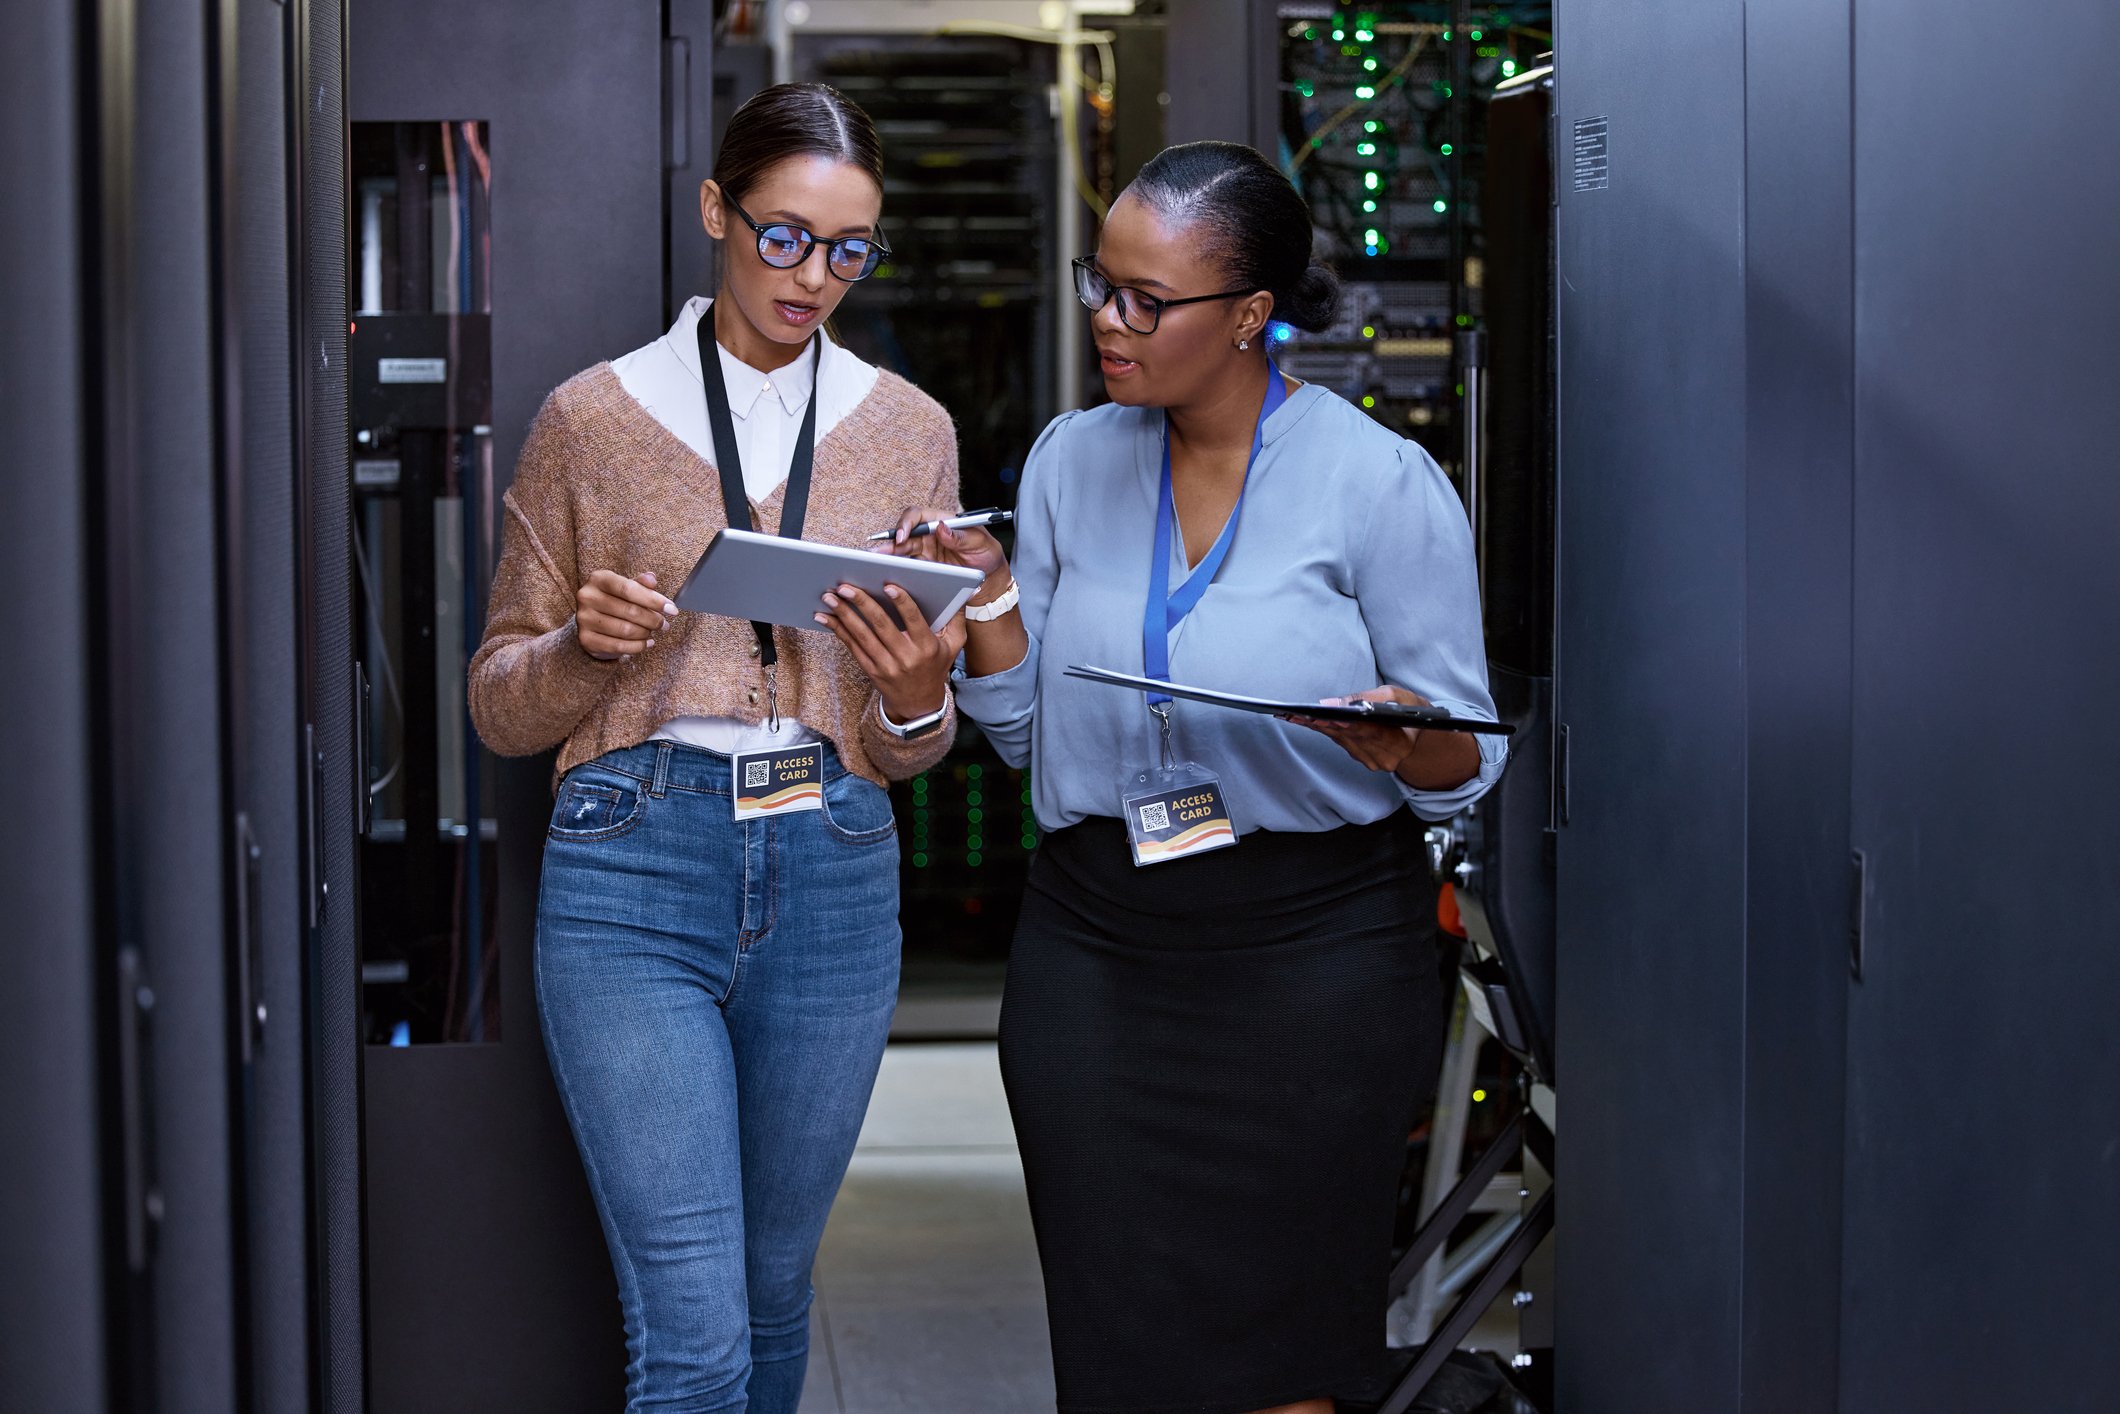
left=613, top=296, right=880, bottom=755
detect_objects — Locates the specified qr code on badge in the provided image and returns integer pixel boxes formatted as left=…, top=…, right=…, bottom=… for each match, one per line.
left=745, top=760, right=771, bottom=789
left=1136, top=801, right=1170, bottom=833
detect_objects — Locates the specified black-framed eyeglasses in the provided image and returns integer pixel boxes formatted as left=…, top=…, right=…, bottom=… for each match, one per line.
left=1072, top=256, right=1254, bottom=335
left=724, top=193, right=891, bottom=282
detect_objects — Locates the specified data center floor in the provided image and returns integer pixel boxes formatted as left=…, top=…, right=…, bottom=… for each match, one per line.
left=798, top=1042, right=1054, bottom=1413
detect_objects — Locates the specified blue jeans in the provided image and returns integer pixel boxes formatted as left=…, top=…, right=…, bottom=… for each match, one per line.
left=535, top=739, right=901, bottom=1413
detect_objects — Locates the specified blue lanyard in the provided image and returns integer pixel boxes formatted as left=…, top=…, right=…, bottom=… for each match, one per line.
left=1142, top=364, right=1288, bottom=707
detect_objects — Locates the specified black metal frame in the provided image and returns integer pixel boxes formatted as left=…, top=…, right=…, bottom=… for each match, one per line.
left=1071, top=254, right=1254, bottom=334
left=722, top=189, right=890, bottom=281
left=1380, top=1109, right=1553, bottom=1413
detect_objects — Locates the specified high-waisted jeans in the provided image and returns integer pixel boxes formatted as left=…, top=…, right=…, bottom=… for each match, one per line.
left=535, top=739, right=901, bottom=1413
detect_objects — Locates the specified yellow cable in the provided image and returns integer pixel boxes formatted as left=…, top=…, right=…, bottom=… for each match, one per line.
left=1289, top=35, right=1431, bottom=174
left=938, top=20, right=1113, bottom=218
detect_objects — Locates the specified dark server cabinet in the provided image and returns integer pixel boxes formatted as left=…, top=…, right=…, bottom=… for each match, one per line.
left=1554, top=1, right=2120, bottom=1409
left=2, top=1, right=357, bottom=1410
left=1837, top=3, right=2120, bottom=1406
left=1551, top=0, right=1753, bottom=1406
left=0, top=2, right=105, bottom=1410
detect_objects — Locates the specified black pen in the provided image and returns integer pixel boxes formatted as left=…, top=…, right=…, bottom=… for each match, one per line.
left=866, top=508, right=1014, bottom=542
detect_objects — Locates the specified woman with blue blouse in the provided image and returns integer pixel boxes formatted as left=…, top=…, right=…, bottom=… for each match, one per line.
left=890, top=141, right=1506, bottom=1414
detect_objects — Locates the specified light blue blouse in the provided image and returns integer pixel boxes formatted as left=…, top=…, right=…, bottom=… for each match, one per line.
left=953, top=381, right=1508, bottom=835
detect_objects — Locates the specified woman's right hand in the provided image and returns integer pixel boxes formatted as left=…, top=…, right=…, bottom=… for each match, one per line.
left=576, top=569, right=677, bottom=661
left=886, top=505, right=1012, bottom=603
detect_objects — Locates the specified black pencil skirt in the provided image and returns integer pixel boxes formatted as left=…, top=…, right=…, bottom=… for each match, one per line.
left=999, top=812, right=1454, bottom=1414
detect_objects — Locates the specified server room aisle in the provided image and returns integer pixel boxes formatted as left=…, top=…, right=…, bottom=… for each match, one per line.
left=799, top=1042, right=1054, bottom=1413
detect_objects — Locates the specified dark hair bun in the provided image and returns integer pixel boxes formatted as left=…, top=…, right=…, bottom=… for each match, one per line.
left=1127, top=141, right=1334, bottom=333
left=1280, top=261, right=1341, bottom=333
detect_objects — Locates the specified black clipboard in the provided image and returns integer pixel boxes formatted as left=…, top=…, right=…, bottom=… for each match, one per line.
left=1063, top=665, right=1517, bottom=737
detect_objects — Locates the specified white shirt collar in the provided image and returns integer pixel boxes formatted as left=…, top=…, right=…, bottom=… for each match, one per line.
left=668, top=295, right=824, bottom=420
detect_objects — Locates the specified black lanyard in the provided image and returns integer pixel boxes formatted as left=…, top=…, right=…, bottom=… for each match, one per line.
left=697, top=317, right=822, bottom=671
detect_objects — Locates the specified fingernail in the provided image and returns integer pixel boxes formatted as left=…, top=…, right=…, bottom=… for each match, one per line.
left=813, top=613, right=829, bottom=625
left=884, top=585, right=900, bottom=598
left=837, top=583, right=855, bottom=596
left=822, top=593, right=839, bottom=607
left=662, top=600, right=678, bottom=615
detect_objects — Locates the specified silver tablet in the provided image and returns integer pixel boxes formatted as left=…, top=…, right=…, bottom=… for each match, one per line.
left=675, top=527, right=986, bottom=633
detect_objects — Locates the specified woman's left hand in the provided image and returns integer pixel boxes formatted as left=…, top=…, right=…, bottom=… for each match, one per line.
left=815, top=581, right=964, bottom=722
left=1285, top=685, right=1427, bottom=773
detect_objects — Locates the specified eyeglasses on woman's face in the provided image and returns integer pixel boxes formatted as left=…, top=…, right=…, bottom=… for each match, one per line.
left=724, top=192, right=890, bottom=282
left=1072, top=256, right=1254, bottom=335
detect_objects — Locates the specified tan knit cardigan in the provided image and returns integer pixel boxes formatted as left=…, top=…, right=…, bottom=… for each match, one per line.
left=468, top=362, right=962, bottom=786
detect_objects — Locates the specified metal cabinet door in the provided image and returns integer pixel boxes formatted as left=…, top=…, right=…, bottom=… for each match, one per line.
left=1841, top=3, right=2120, bottom=1408
left=1551, top=2, right=1753, bottom=1409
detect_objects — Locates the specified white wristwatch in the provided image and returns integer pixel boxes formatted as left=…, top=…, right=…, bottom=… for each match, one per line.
left=964, top=577, right=1020, bottom=622
left=878, top=693, right=949, bottom=740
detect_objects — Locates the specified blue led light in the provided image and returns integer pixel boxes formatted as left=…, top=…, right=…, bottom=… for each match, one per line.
left=1267, top=320, right=1294, bottom=343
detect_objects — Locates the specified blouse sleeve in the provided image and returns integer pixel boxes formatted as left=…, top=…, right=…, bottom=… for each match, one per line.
left=1356, top=439, right=1510, bottom=820
left=949, top=409, right=1077, bottom=769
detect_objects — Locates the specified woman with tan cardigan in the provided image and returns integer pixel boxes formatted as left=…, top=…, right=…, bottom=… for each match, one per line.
left=468, top=84, right=961, bottom=1414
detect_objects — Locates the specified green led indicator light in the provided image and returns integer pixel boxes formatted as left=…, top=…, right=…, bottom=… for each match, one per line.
left=1362, top=199, right=1377, bottom=213
left=1457, top=313, right=1474, bottom=327
left=967, top=808, right=983, bottom=824
left=1355, top=85, right=1375, bottom=100
left=1362, top=325, right=1376, bottom=338
left=1433, top=198, right=1448, bottom=213
left=1502, top=59, right=1518, bottom=77
left=1332, top=28, right=1345, bottom=40
left=1364, top=171, right=1380, bottom=190
left=1357, top=142, right=1376, bottom=156
left=1305, top=27, right=1317, bottom=40
left=1470, top=29, right=1483, bottom=41
left=1362, top=395, right=1377, bottom=409
left=1356, top=28, right=1374, bottom=42
left=1364, top=227, right=1380, bottom=245
left=1440, top=142, right=1454, bottom=155
left=1457, top=382, right=1466, bottom=397
left=1364, top=120, right=1379, bottom=133
left=1363, top=57, right=1378, bottom=71
left=1442, top=29, right=1452, bottom=41
left=912, top=852, right=929, bottom=868
left=967, top=852, right=983, bottom=867
left=1297, top=81, right=1314, bottom=98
